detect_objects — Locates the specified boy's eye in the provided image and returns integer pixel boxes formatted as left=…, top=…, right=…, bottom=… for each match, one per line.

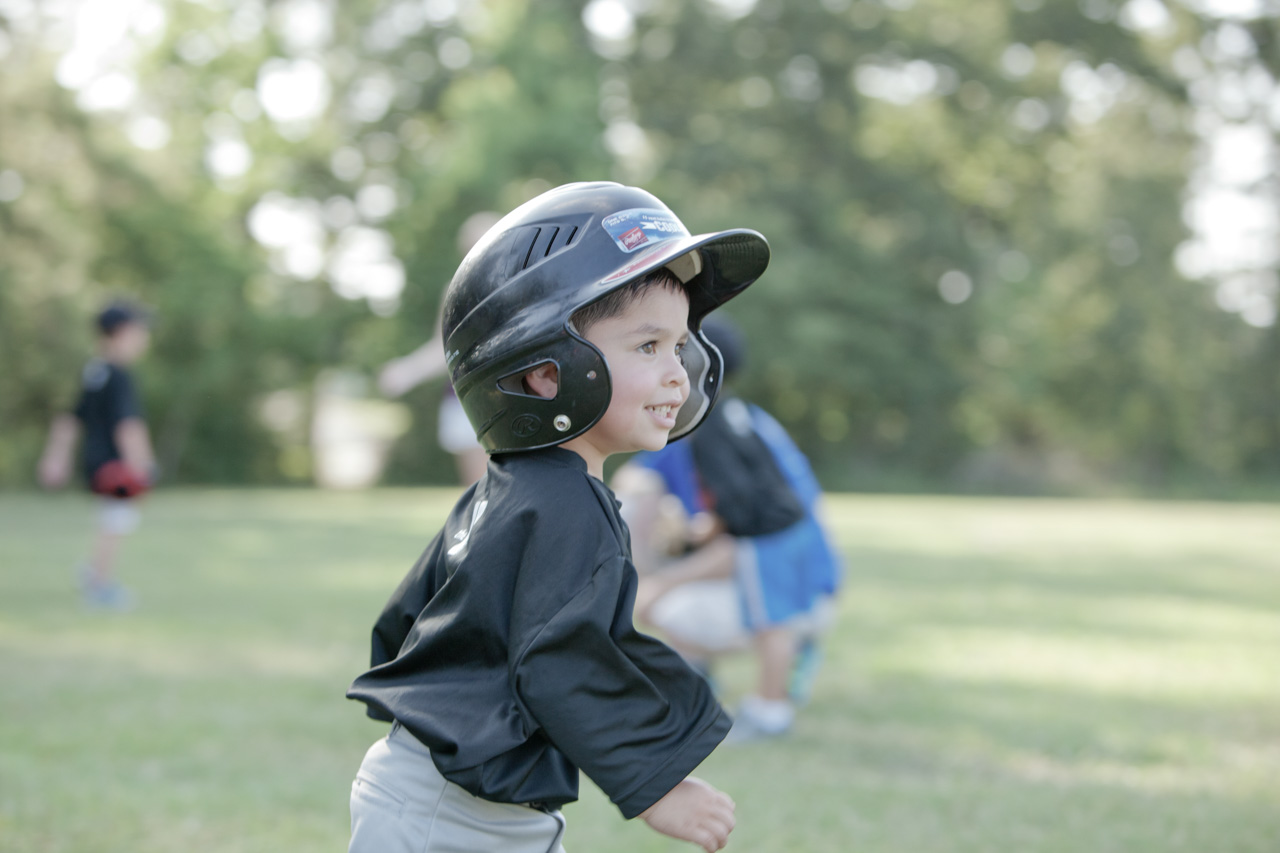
left=639, top=342, right=656, bottom=355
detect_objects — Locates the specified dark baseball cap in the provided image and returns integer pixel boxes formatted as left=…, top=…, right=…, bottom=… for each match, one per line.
left=96, top=301, right=152, bottom=335
left=701, top=314, right=746, bottom=379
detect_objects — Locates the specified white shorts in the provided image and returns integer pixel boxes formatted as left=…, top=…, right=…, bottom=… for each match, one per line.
left=98, top=499, right=141, bottom=535
left=437, top=395, right=481, bottom=454
left=350, top=723, right=566, bottom=853
left=648, top=579, right=837, bottom=654
left=648, top=580, right=751, bottom=653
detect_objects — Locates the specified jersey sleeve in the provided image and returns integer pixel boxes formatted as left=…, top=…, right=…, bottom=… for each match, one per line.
left=361, top=532, right=447, bottom=720
left=510, top=550, right=730, bottom=819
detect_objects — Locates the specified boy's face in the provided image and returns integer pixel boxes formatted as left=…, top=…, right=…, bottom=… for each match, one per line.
left=565, top=285, right=691, bottom=475
left=105, top=322, right=151, bottom=364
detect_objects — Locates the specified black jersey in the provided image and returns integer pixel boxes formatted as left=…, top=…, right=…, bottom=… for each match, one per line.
left=73, top=359, right=142, bottom=483
left=347, top=447, right=731, bottom=818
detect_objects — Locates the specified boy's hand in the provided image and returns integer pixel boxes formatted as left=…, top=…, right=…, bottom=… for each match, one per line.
left=639, top=776, right=735, bottom=852
left=37, top=453, right=71, bottom=489
left=39, top=414, right=80, bottom=489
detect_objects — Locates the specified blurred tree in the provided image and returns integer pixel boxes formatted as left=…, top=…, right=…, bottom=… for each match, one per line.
left=1, top=0, right=1276, bottom=493
left=606, top=0, right=1250, bottom=490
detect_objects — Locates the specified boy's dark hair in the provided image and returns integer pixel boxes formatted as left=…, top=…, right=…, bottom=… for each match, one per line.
left=570, top=267, right=686, bottom=335
left=97, top=301, right=150, bottom=337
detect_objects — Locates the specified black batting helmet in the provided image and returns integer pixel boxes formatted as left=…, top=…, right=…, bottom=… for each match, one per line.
left=441, top=182, right=769, bottom=454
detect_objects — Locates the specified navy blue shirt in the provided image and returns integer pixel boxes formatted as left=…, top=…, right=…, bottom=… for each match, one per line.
left=347, top=447, right=731, bottom=818
left=73, top=359, right=142, bottom=483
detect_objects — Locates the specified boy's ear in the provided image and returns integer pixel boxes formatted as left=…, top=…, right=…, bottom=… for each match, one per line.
left=523, top=362, right=559, bottom=399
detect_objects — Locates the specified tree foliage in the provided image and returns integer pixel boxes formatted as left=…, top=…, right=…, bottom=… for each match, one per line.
left=0, top=0, right=1276, bottom=493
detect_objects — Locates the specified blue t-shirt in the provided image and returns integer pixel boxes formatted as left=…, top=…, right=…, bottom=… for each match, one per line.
left=632, top=400, right=842, bottom=610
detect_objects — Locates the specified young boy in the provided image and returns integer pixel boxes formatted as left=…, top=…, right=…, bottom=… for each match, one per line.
left=346, top=182, right=769, bottom=853
left=39, top=300, right=156, bottom=609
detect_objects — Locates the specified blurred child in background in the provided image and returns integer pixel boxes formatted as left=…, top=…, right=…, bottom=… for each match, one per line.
left=376, top=212, right=501, bottom=486
left=377, top=315, right=488, bottom=486
left=615, top=315, right=842, bottom=742
left=39, top=300, right=156, bottom=610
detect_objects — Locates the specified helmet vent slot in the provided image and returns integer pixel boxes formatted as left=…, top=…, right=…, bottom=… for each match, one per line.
left=518, top=227, right=541, bottom=272
left=514, top=221, right=585, bottom=273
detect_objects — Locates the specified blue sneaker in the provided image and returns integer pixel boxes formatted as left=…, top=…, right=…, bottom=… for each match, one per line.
left=789, top=638, right=823, bottom=705
left=83, top=580, right=136, bottom=611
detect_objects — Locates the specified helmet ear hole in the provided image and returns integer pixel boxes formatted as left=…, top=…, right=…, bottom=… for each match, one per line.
left=497, top=360, right=559, bottom=400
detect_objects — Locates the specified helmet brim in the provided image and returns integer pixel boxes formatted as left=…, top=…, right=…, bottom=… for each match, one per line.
left=598, top=228, right=769, bottom=320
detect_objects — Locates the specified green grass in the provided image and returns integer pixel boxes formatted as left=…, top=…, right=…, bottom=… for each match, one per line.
left=2, top=489, right=1278, bottom=852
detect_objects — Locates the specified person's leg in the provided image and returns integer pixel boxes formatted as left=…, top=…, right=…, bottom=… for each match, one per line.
left=645, top=580, right=750, bottom=656
left=727, top=538, right=799, bottom=740
left=83, top=499, right=139, bottom=608
left=86, top=528, right=122, bottom=588
left=635, top=535, right=736, bottom=624
left=349, top=732, right=427, bottom=853
left=752, top=625, right=796, bottom=703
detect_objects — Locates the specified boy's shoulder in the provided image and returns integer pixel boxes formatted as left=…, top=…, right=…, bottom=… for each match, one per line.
left=492, top=446, right=593, bottom=492
left=489, top=447, right=623, bottom=538
left=77, top=360, right=137, bottom=403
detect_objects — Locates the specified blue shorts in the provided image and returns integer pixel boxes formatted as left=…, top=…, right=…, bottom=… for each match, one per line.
left=735, top=516, right=838, bottom=630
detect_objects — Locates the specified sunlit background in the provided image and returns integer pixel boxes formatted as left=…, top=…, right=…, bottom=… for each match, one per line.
left=1, top=0, right=1277, bottom=492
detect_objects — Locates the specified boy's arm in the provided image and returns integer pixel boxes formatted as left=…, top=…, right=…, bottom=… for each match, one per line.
left=38, top=414, right=80, bottom=488
left=114, top=417, right=156, bottom=477
left=513, top=554, right=732, bottom=819
left=378, top=337, right=447, bottom=397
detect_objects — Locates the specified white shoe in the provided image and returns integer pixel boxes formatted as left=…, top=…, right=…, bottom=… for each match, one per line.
left=724, top=695, right=793, bottom=744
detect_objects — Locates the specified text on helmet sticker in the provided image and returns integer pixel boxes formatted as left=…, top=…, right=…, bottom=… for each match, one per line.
left=601, top=208, right=690, bottom=254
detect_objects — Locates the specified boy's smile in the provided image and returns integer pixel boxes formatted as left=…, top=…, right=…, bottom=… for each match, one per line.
left=563, top=284, right=692, bottom=478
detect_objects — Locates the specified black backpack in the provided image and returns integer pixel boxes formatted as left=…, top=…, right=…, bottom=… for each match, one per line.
left=689, top=397, right=805, bottom=538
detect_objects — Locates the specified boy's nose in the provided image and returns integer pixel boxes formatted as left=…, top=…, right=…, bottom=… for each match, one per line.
left=664, top=354, right=689, bottom=387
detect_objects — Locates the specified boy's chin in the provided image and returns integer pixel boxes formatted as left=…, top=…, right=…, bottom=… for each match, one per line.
left=637, top=432, right=673, bottom=453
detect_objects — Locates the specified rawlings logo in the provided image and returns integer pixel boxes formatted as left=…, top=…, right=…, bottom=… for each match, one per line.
left=511, top=414, right=541, bottom=438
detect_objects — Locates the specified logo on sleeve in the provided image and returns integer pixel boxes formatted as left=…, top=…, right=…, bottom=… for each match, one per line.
left=447, top=499, right=488, bottom=557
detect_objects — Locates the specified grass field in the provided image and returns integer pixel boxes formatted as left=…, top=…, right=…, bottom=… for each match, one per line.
left=1, top=488, right=1278, bottom=853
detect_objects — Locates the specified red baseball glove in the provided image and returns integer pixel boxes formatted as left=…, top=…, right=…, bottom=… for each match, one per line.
left=91, top=460, right=151, bottom=498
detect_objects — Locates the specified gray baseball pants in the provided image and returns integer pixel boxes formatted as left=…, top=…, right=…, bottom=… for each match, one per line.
left=349, top=722, right=568, bottom=853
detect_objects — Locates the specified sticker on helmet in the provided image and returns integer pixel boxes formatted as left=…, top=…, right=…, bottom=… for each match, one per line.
left=601, top=208, right=690, bottom=254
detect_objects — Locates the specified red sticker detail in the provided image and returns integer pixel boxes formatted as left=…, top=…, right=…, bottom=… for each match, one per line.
left=619, top=226, right=649, bottom=250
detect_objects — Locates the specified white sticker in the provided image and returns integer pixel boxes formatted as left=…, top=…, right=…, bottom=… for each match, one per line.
left=601, top=208, right=690, bottom=253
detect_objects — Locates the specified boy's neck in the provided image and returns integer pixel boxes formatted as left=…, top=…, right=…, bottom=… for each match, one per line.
left=557, top=440, right=606, bottom=481
left=97, top=345, right=132, bottom=366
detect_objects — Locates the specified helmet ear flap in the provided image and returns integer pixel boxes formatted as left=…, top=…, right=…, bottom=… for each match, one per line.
left=669, top=331, right=723, bottom=440
left=460, top=336, right=613, bottom=452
